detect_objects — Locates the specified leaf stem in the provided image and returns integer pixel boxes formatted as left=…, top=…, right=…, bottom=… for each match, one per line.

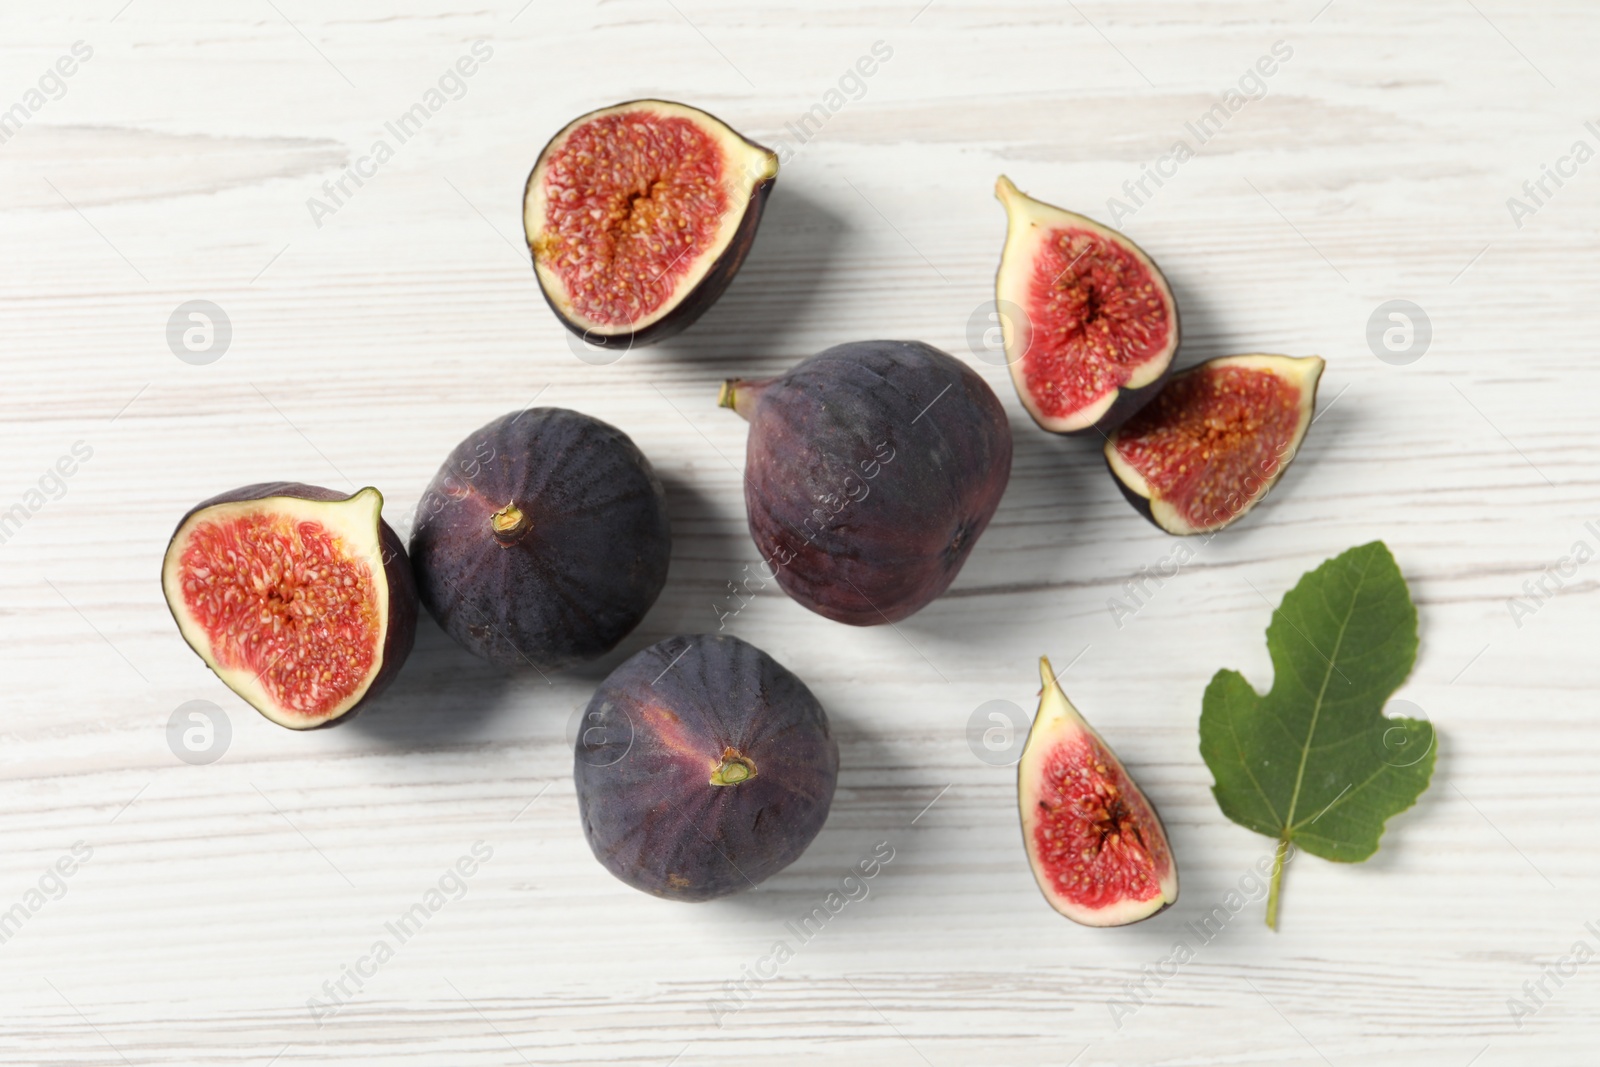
left=1266, top=837, right=1290, bottom=929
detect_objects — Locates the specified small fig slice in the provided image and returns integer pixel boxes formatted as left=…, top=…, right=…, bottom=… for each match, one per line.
left=409, top=408, right=671, bottom=672
left=523, top=99, right=779, bottom=348
left=160, top=484, right=417, bottom=730
left=721, top=340, right=1012, bottom=626
left=994, top=176, right=1179, bottom=434
left=575, top=634, right=838, bottom=901
left=1019, top=657, right=1178, bottom=926
left=1105, top=354, right=1324, bottom=536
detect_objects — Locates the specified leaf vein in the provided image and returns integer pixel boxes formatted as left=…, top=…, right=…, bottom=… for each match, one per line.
left=1281, top=548, right=1377, bottom=831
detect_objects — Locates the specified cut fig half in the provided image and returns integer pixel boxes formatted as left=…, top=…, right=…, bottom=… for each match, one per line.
left=161, top=484, right=417, bottom=730
left=1019, top=657, right=1178, bottom=926
left=524, top=99, right=779, bottom=348
left=994, top=176, right=1179, bottom=434
left=1105, top=354, right=1324, bottom=536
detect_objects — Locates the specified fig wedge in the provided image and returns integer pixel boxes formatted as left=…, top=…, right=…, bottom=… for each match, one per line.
left=994, top=176, right=1179, bottom=434
left=1105, top=354, right=1324, bottom=535
left=1019, top=657, right=1178, bottom=926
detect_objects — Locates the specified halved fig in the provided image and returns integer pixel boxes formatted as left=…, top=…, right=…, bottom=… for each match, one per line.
left=161, top=484, right=417, bottom=730
left=523, top=99, right=779, bottom=348
left=1105, top=354, right=1324, bottom=536
left=994, top=175, right=1179, bottom=434
left=1019, top=657, right=1178, bottom=926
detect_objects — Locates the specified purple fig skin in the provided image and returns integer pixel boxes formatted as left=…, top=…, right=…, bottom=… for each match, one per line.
left=162, top=482, right=418, bottom=729
left=722, top=340, right=1013, bottom=625
left=409, top=409, right=671, bottom=671
left=575, top=633, right=839, bottom=901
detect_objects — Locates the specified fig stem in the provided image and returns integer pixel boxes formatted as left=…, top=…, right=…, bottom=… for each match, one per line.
left=709, top=747, right=757, bottom=786
left=490, top=502, right=530, bottom=546
left=1266, top=836, right=1289, bottom=930
left=717, top=379, right=767, bottom=422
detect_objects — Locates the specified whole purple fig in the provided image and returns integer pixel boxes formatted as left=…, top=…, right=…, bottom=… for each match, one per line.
left=575, top=633, right=838, bottom=901
left=721, top=340, right=1012, bottom=625
left=409, top=408, right=670, bottom=671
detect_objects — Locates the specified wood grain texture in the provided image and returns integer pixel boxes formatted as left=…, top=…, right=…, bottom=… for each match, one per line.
left=2, top=1, right=1597, bottom=1063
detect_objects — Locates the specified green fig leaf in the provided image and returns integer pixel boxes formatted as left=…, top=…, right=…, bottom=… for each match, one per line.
left=1199, top=541, right=1436, bottom=928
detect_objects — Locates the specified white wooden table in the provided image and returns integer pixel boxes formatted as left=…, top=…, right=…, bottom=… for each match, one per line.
left=3, top=2, right=1596, bottom=1063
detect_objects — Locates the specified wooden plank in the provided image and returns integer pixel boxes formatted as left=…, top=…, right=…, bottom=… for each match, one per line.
left=0, top=0, right=1596, bottom=1062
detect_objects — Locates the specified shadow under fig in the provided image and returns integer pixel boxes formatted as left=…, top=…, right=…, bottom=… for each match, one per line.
left=560, top=467, right=753, bottom=686
left=651, top=184, right=847, bottom=368
left=1161, top=265, right=1230, bottom=373
left=347, top=612, right=520, bottom=747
